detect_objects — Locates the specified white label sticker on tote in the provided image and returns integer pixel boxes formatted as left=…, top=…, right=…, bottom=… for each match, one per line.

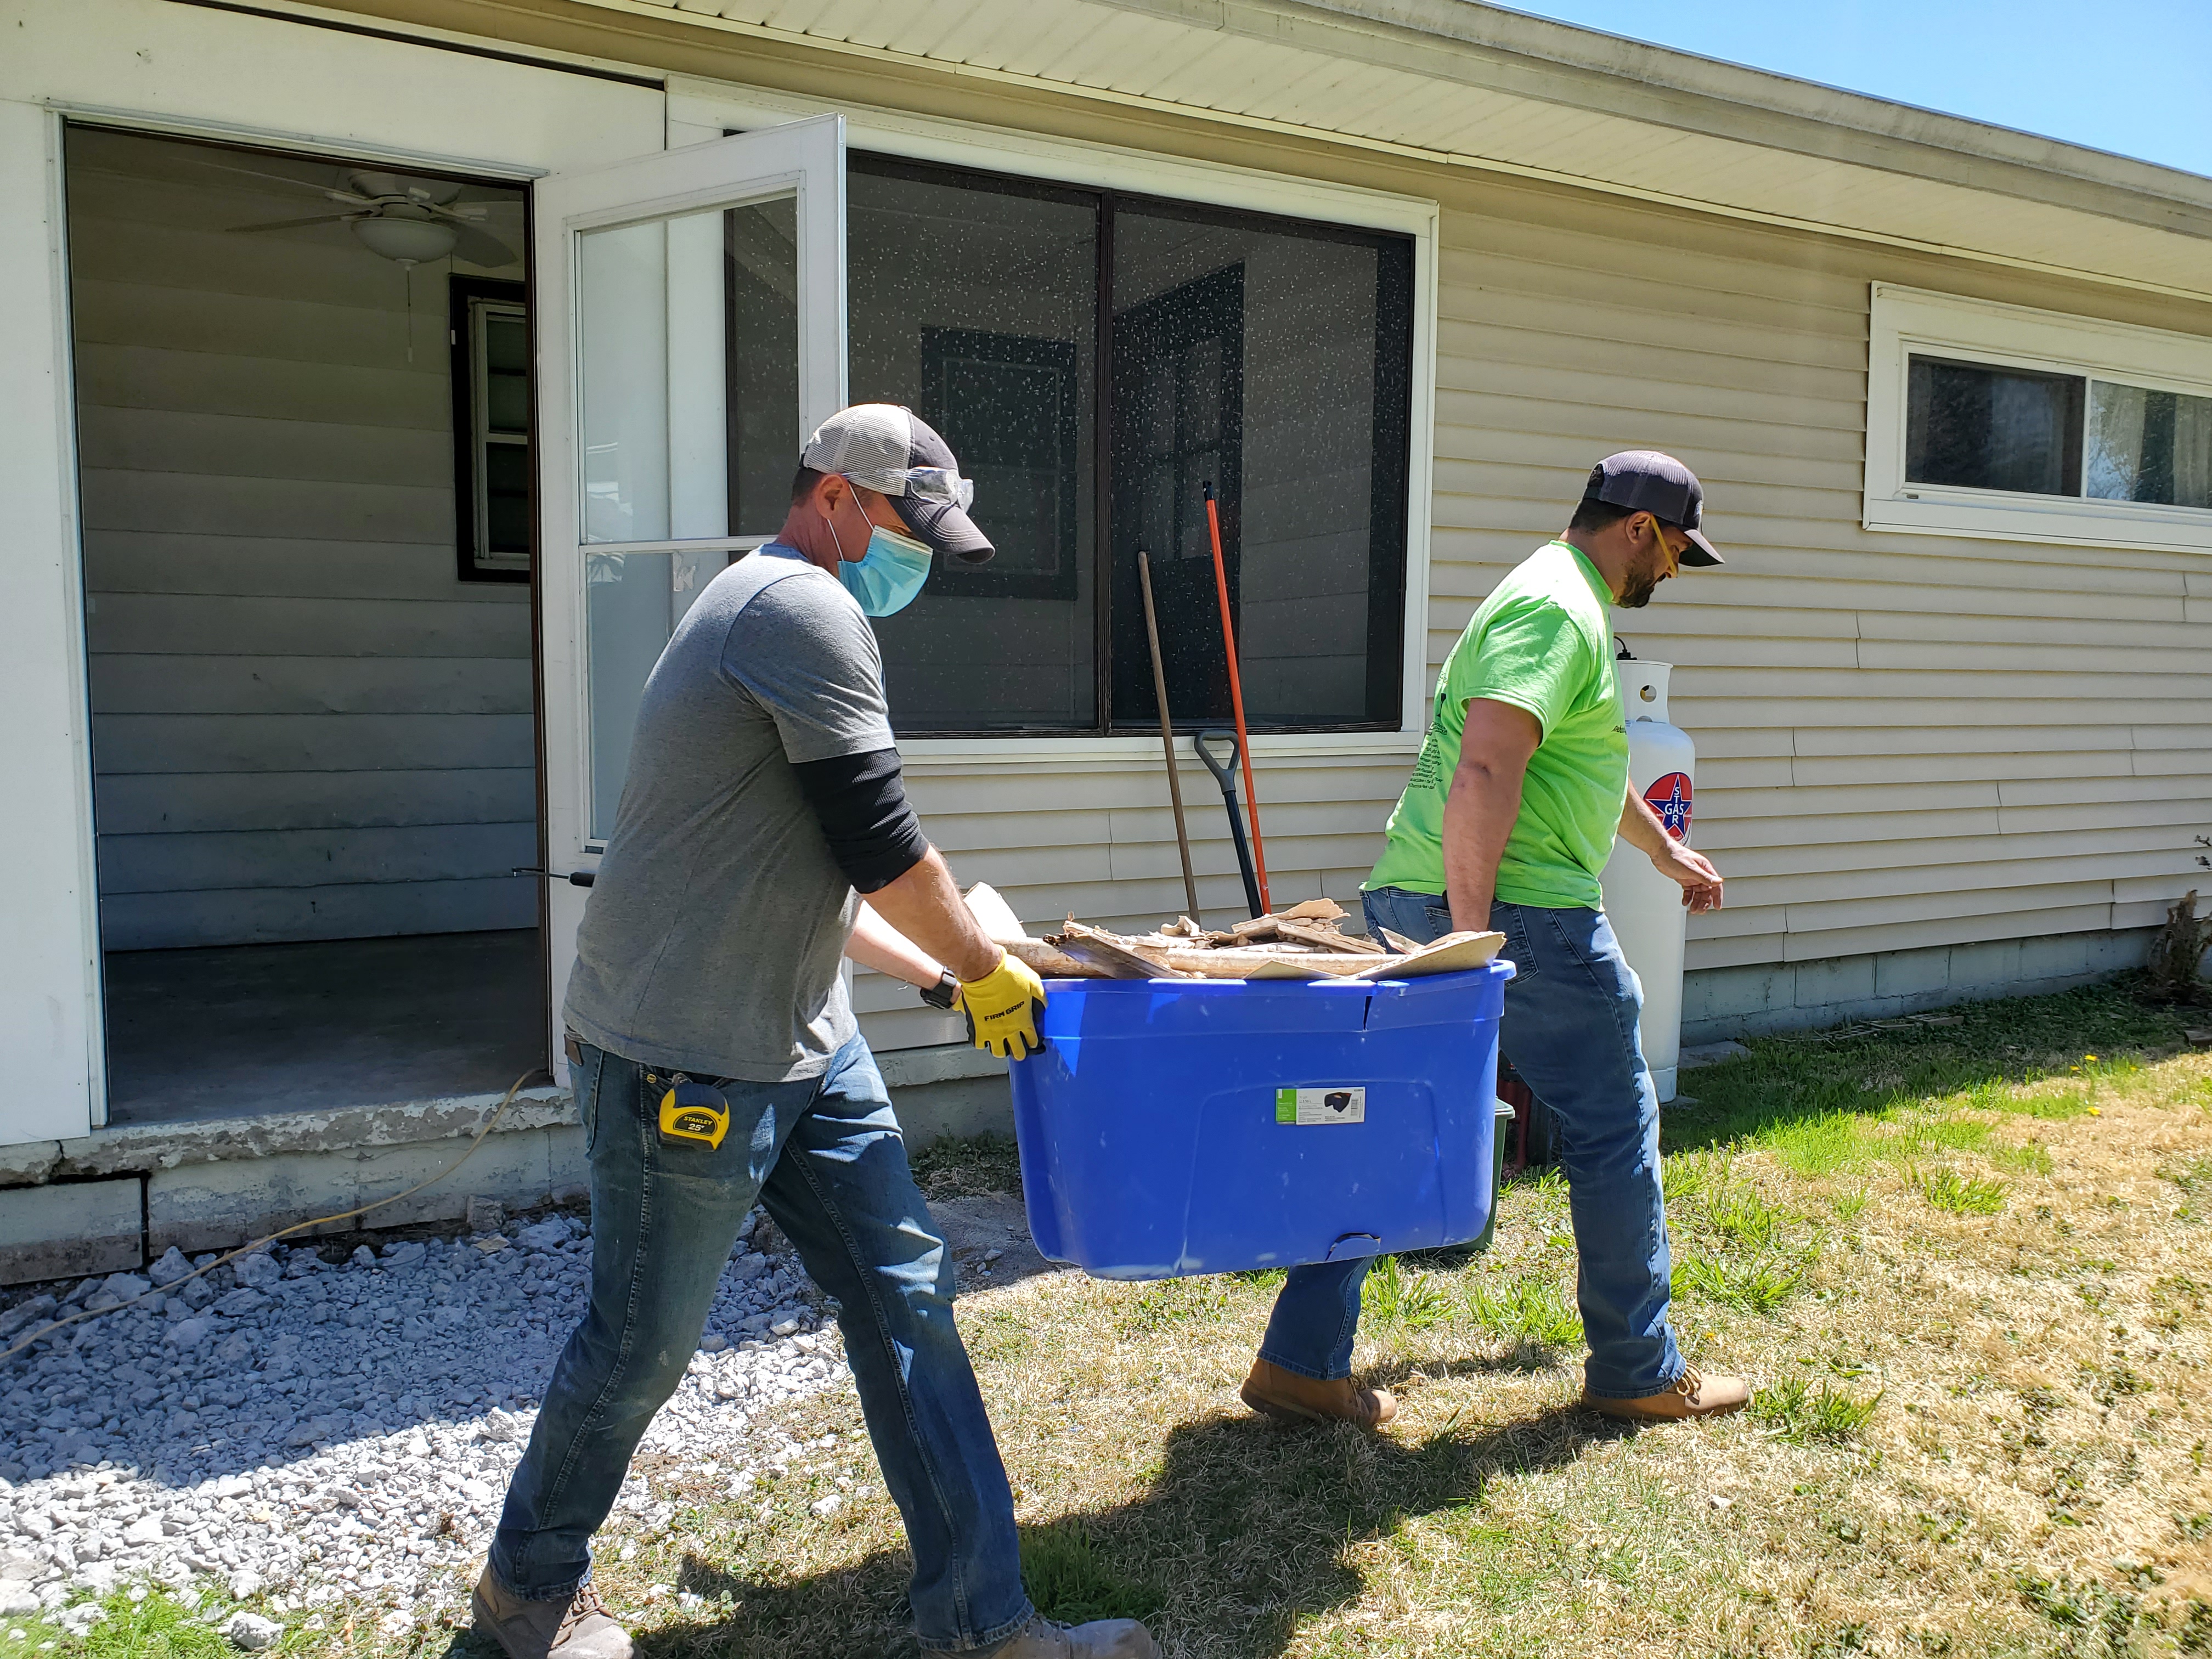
left=1276, top=1086, right=1366, bottom=1125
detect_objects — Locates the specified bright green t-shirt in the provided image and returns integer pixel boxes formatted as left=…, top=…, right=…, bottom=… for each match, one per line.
left=1366, top=540, right=1627, bottom=910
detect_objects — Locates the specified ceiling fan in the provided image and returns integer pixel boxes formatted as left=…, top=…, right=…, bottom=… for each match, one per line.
left=219, top=163, right=518, bottom=269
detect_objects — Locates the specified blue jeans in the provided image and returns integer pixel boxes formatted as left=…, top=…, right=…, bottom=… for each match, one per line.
left=489, top=1035, right=1032, bottom=1652
left=1257, top=888, right=1683, bottom=1401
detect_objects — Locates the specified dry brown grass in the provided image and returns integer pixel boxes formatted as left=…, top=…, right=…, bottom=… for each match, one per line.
left=30, top=983, right=2210, bottom=1658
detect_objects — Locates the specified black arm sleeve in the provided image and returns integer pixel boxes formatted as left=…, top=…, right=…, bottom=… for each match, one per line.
left=789, top=747, right=930, bottom=894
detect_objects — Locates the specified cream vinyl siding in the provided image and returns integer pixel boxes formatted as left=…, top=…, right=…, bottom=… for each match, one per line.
left=1418, top=185, right=2212, bottom=977
left=844, top=111, right=2212, bottom=1048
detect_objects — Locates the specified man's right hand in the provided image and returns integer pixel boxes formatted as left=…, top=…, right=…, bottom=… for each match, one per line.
left=959, top=952, right=1048, bottom=1060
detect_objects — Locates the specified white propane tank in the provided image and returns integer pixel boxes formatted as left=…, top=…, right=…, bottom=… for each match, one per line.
left=1599, top=657, right=1696, bottom=1104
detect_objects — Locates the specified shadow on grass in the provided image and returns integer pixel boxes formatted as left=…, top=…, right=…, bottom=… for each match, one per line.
left=1660, top=977, right=2200, bottom=1164
left=428, top=1403, right=1606, bottom=1659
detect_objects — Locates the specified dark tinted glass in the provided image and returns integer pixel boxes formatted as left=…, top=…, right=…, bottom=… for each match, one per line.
left=1110, top=204, right=1410, bottom=730
left=848, top=159, right=1099, bottom=731
left=724, top=195, right=800, bottom=538
left=1906, top=355, right=2084, bottom=496
left=483, top=442, right=531, bottom=555
left=484, top=314, right=529, bottom=435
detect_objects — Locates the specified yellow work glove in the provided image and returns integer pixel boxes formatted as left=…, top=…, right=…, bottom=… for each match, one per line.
left=960, top=951, right=1048, bottom=1061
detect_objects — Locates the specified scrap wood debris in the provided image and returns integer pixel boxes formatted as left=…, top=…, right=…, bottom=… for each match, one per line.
left=963, top=885, right=1504, bottom=982
left=1778, top=1011, right=1968, bottom=1044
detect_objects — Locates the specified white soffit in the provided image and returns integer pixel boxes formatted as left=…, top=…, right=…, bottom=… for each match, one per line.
left=578, top=0, right=2212, bottom=301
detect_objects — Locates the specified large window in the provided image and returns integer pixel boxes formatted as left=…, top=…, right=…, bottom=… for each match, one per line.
left=849, top=154, right=1414, bottom=734
left=1868, top=285, right=2212, bottom=550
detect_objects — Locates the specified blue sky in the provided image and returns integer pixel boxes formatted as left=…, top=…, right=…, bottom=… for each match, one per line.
left=1504, top=1, right=2212, bottom=179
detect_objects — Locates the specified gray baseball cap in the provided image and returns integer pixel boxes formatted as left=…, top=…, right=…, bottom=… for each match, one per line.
left=802, top=403, right=994, bottom=563
left=1583, top=450, right=1723, bottom=566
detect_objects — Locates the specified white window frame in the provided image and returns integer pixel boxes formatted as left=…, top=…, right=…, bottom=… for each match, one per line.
left=467, top=292, right=532, bottom=577
left=1866, top=283, right=2212, bottom=554
left=666, top=75, right=1440, bottom=766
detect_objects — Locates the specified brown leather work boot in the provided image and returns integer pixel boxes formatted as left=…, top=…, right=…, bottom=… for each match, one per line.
left=471, top=1567, right=634, bottom=1659
left=1240, top=1357, right=1397, bottom=1427
left=1582, top=1365, right=1751, bottom=1423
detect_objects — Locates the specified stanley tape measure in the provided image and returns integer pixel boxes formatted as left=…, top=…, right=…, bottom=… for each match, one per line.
left=650, top=1071, right=731, bottom=1150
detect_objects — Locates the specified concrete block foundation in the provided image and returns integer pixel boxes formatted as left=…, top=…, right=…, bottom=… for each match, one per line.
left=879, top=1044, right=1012, bottom=1147
left=146, top=1122, right=586, bottom=1256
left=0, top=1177, right=143, bottom=1285
left=0, top=1052, right=1017, bottom=1269
left=1684, top=924, right=2163, bottom=1043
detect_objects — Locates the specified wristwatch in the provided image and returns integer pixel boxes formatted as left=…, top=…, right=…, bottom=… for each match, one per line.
left=919, top=970, right=961, bottom=1010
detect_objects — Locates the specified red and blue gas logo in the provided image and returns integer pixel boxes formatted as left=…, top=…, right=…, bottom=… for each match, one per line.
left=1645, top=773, right=1692, bottom=841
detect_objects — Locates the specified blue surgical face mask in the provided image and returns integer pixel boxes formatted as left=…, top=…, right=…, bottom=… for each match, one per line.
left=825, top=510, right=934, bottom=618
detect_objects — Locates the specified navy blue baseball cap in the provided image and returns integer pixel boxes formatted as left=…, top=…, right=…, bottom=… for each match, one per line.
left=1583, top=450, right=1723, bottom=566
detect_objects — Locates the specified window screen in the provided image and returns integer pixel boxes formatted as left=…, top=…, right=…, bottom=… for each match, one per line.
left=845, top=154, right=1414, bottom=735
left=849, top=159, right=1099, bottom=732
left=1110, top=205, right=1410, bottom=731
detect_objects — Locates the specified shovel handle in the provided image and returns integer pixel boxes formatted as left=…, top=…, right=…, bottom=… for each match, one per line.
left=1193, top=729, right=1240, bottom=796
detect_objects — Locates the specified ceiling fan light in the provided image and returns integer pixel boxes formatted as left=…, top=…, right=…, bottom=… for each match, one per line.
left=351, top=216, right=458, bottom=265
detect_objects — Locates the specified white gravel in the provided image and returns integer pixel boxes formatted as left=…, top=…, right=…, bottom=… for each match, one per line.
left=0, top=1207, right=852, bottom=1630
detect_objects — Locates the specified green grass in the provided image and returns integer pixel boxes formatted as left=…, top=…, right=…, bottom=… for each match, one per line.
left=1667, top=977, right=2192, bottom=1154
left=1673, top=1252, right=1806, bottom=1313
left=1361, top=1256, right=1453, bottom=1330
left=0, top=1588, right=255, bottom=1659
left=1019, top=1519, right=1166, bottom=1626
left=1915, top=1167, right=2008, bottom=1216
left=1756, top=1110, right=1875, bottom=1179
left=1704, top=1184, right=1788, bottom=1250
left=1463, top=1272, right=1583, bottom=1347
left=1118, top=1276, right=1237, bottom=1335
left=1751, top=1376, right=1884, bottom=1443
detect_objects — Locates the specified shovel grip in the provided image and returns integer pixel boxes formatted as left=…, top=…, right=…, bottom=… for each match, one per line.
left=1194, top=729, right=1240, bottom=795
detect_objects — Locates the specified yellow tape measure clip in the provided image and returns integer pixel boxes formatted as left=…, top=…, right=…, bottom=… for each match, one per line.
left=654, top=1074, right=731, bottom=1150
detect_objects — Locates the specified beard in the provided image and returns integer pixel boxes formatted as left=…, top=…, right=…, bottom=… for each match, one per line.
left=1618, top=572, right=1661, bottom=609
left=1617, top=548, right=1667, bottom=610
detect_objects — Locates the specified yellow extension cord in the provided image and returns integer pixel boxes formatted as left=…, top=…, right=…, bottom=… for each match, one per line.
left=0, top=1071, right=541, bottom=1368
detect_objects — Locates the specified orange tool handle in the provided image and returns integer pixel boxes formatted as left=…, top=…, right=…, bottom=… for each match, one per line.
left=1203, top=483, right=1269, bottom=914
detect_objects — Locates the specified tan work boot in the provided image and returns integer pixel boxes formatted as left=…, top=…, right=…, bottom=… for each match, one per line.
left=1240, top=1357, right=1397, bottom=1428
left=927, top=1612, right=1161, bottom=1658
left=1582, top=1365, right=1751, bottom=1423
left=471, top=1567, right=633, bottom=1659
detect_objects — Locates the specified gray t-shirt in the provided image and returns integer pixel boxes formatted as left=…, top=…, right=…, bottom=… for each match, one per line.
left=562, top=546, right=890, bottom=1082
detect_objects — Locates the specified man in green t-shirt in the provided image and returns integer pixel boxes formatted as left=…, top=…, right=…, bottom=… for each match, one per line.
left=1242, top=451, right=1751, bottom=1429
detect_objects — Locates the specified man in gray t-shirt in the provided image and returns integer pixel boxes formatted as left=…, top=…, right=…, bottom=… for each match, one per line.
left=475, top=407, right=1156, bottom=1659
left=562, top=543, right=891, bottom=1081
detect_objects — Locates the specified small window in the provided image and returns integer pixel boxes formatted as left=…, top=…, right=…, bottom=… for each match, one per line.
left=2086, top=382, right=2212, bottom=510
left=453, top=276, right=531, bottom=582
left=1869, top=286, right=2212, bottom=552
left=1905, top=355, right=2083, bottom=497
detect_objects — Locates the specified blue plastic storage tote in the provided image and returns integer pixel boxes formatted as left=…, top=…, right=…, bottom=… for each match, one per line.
left=1008, top=961, right=1514, bottom=1279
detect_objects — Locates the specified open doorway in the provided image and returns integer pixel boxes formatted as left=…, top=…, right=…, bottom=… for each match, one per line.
left=64, top=125, right=544, bottom=1126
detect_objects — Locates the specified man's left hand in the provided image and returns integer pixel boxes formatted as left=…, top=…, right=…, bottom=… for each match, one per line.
left=1651, top=841, right=1724, bottom=913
